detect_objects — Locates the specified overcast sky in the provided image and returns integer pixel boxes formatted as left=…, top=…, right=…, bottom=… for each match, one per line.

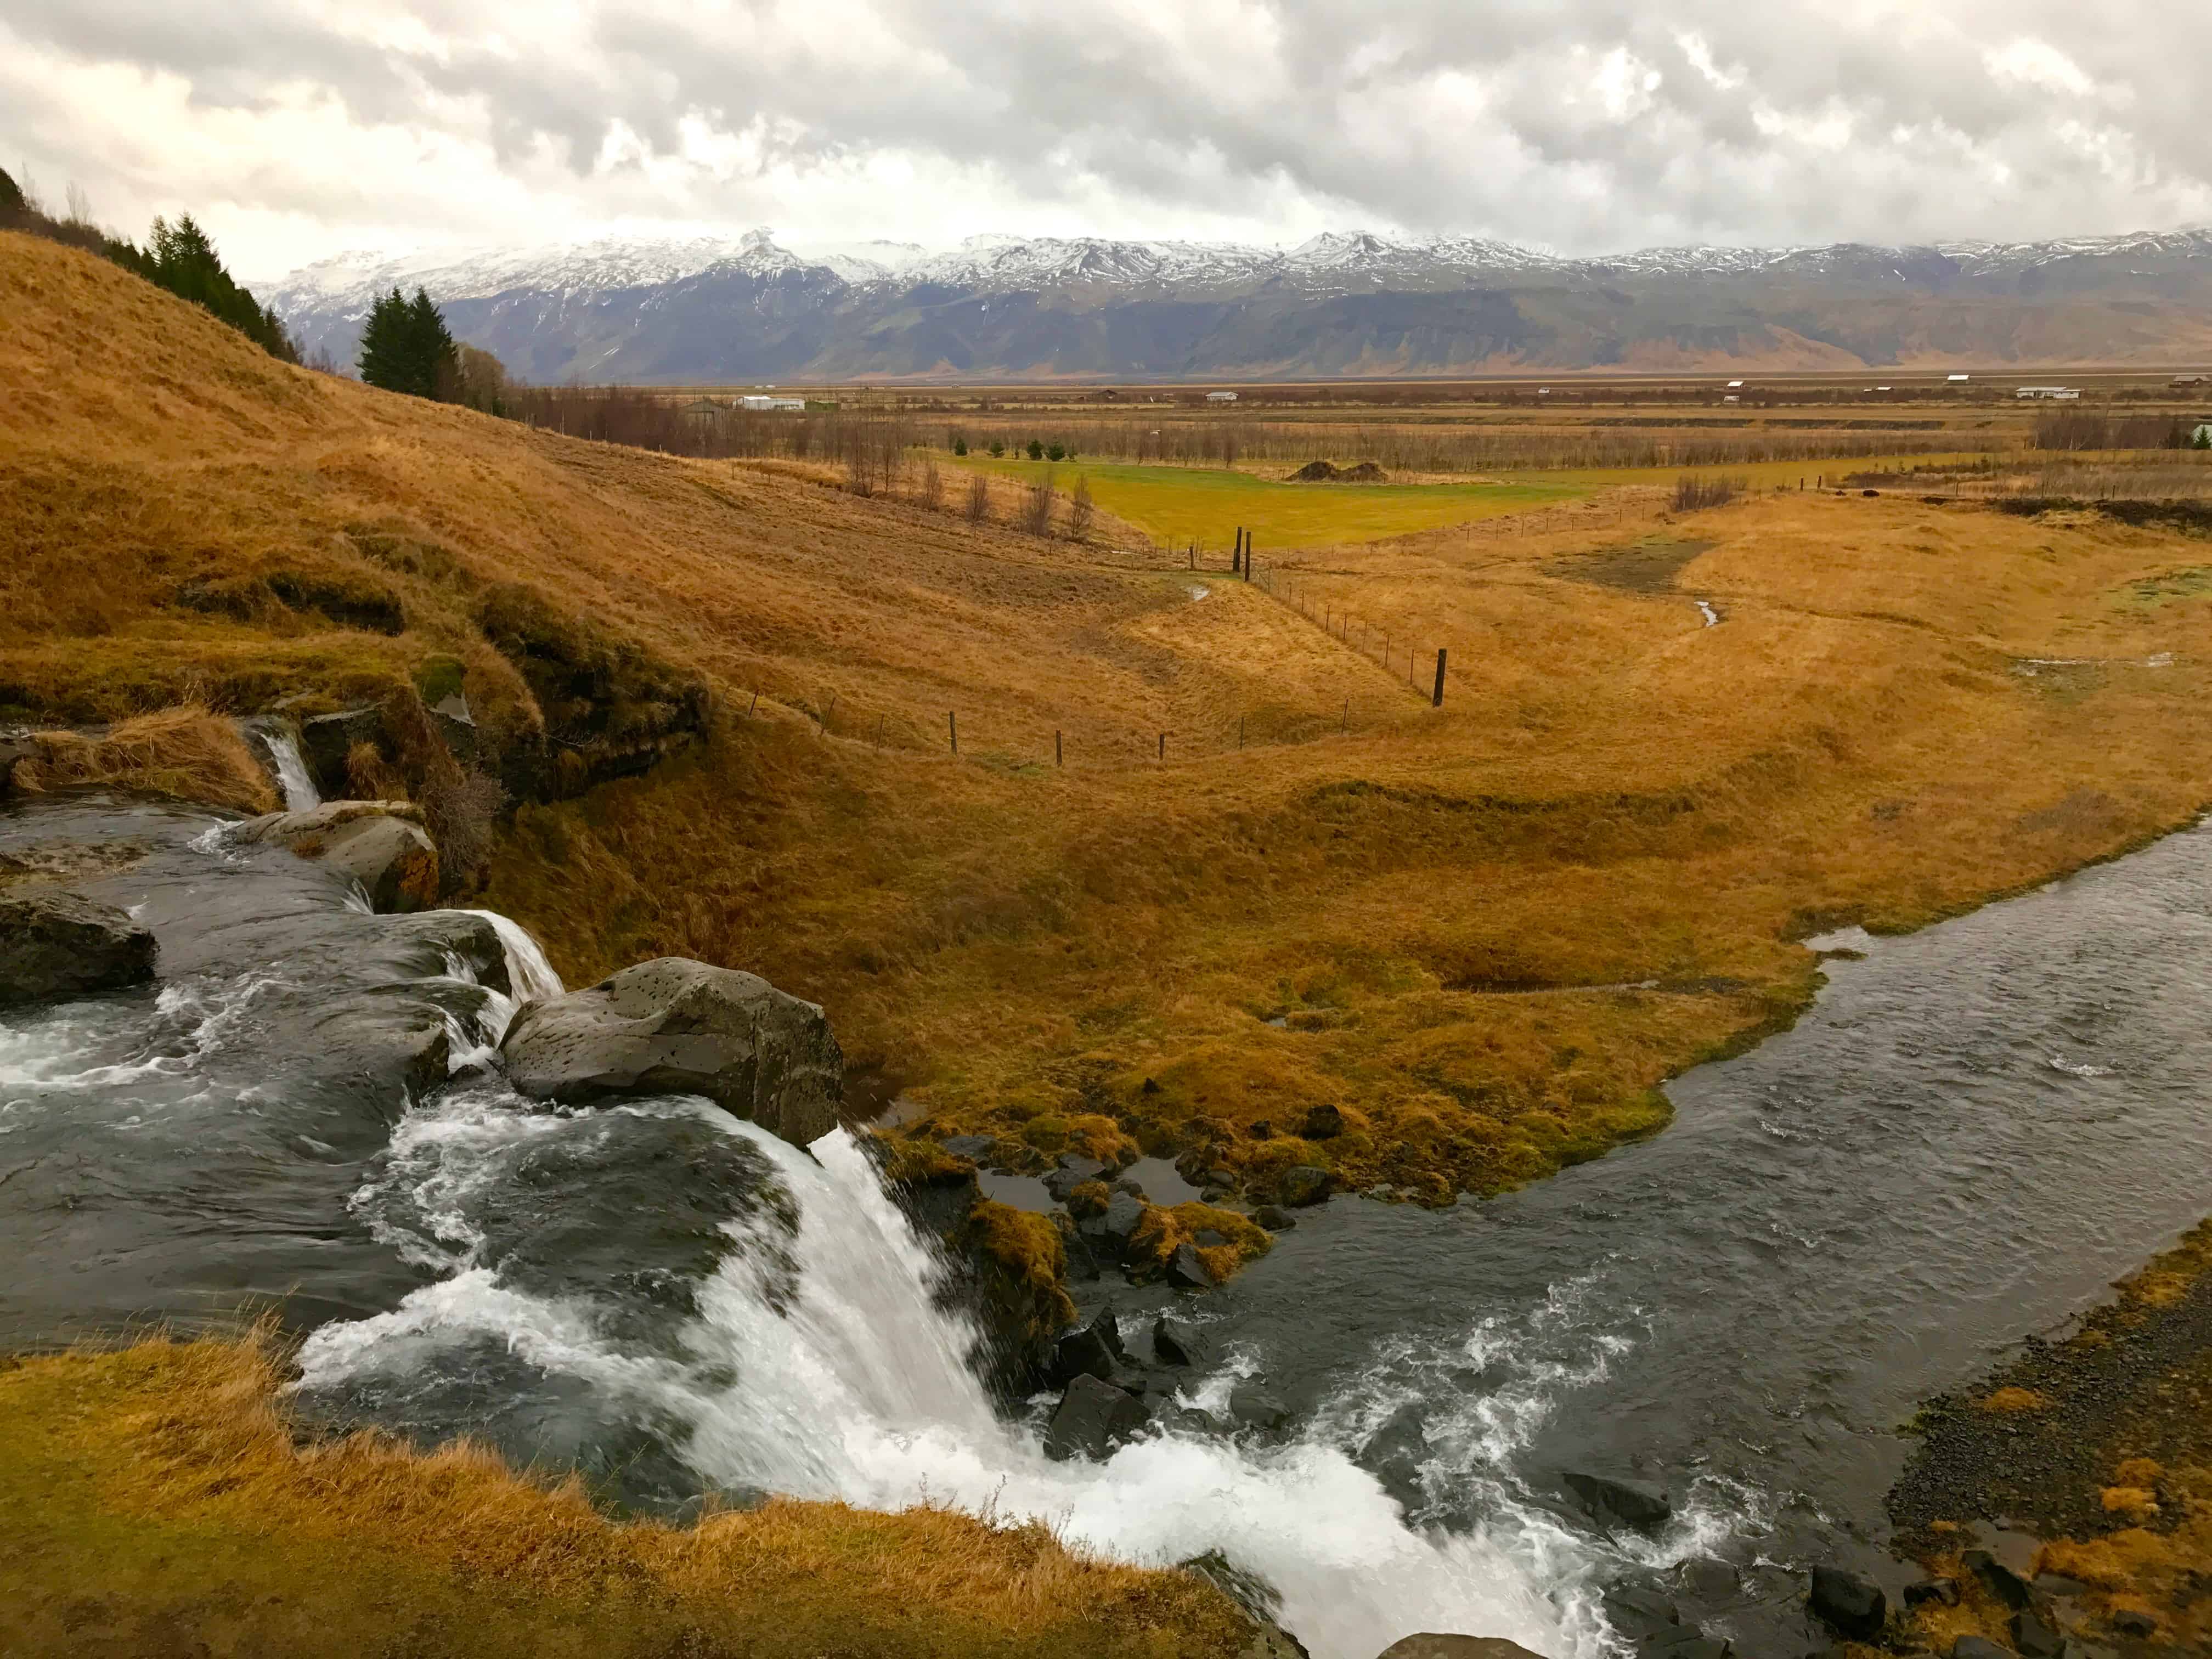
left=3, top=0, right=2205, bottom=281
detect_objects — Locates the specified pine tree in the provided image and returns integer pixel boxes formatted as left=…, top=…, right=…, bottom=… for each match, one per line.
left=357, top=288, right=413, bottom=393
left=139, top=214, right=298, bottom=362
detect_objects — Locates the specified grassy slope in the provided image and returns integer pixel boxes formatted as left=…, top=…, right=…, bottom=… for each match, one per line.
left=0, top=1335, right=1253, bottom=1659
left=13, top=228, right=2212, bottom=1204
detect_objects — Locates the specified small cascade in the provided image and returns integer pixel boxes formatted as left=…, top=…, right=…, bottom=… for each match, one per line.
left=247, top=719, right=321, bottom=811
left=463, top=910, right=565, bottom=1006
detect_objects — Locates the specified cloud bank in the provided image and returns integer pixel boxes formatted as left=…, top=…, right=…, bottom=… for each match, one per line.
left=1, top=0, right=2204, bottom=279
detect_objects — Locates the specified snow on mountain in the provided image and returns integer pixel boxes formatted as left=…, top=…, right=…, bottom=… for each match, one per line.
left=266, top=222, right=2212, bottom=319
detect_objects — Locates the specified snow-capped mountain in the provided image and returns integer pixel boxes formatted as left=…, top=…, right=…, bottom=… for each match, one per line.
left=266, top=224, right=2212, bottom=383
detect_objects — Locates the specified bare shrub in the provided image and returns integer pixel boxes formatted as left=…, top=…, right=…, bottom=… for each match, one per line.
left=920, top=459, right=943, bottom=510
left=965, top=473, right=990, bottom=523
left=420, top=769, right=509, bottom=890
left=1069, top=475, right=1094, bottom=538
left=1019, top=469, right=1056, bottom=537
left=1672, top=475, right=1745, bottom=511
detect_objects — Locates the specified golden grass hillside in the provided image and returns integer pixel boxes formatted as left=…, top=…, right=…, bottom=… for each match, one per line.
left=10, top=228, right=2212, bottom=1210
left=0, top=1333, right=1257, bottom=1659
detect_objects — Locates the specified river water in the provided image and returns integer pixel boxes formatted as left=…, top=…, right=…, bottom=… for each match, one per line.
left=5, top=790, right=2210, bottom=1659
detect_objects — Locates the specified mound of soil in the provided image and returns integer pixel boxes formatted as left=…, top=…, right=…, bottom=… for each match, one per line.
left=1285, top=460, right=1389, bottom=483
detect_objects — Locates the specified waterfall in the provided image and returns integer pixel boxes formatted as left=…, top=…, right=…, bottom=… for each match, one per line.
left=256, top=725, right=321, bottom=811
left=297, top=1107, right=1607, bottom=1659
left=463, top=910, right=565, bottom=1006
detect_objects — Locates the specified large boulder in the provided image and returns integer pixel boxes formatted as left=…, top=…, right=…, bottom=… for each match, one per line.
left=500, top=957, right=844, bottom=1148
left=1374, top=1637, right=1546, bottom=1659
left=1049, top=1306, right=1125, bottom=1385
left=0, top=887, right=157, bottom=1006
left=235, top=800, right=438, bottom=913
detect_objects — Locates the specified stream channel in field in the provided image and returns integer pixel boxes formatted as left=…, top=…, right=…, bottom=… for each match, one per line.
left=4, top=780, right=2209, bottom=1658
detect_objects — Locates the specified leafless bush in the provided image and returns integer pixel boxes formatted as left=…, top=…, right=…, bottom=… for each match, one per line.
left=420, top=769, right=509, bottom=891
left=1069, top=475, right=1094, bottom=538
left=1672, top=475, right=1745, bottom=511
left=2033, top=409, right=2194, bottom=452
left=1019, top=468, right=1057, bottom=537
left=965, top=473, right=990, bottom=524
left=919, top=458, right=943, bottom=510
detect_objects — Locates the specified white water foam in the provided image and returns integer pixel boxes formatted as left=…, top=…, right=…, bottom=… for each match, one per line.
left=301, top=1110, right=1631, bottom=1658
left=463, top=910, right=565, bottom=1008
left=259, top=727, right=322, bottom=812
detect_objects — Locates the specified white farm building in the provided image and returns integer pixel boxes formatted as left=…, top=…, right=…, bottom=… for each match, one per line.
left=1205, top=390, right=1239, bottom=402
left=738, top=394, right=806, bottom=411
left=2015, top=386, right=2081, bottom=401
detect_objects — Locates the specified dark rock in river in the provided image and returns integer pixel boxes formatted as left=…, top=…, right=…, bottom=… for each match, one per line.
left=1044, top=1154, right=1108, bottom=1202
left=2030, top=1572, right=2089, bottom=1599
left=2108, top=1607, right=2157, bottom=1637
left=1278, top=1165, right=1332, bottom=1207
left=1254, top=1203, right=1296, bottom=1230
left=1807, top=1565, right=1886, bottom=1640
left=1949, top=1639, right=2009, bottom=1659
left=941, top=1133, right=995, bottom=1161
left=501, top=957, right=844, bottom=1148
left=1044, top=1373, right=1147, bottom=1460
left=1372, top=1636, right=1545, bottom=1659
left=1101, top=1188, right=1148, bottom=1250
left=1562, top=1470, right=1673, bottom=1531
left=1168, top=1243, right=1218, bottom=1289
left=1050, top=1305, right=1124, bottom=1384
left=1228, top=1382, right=1292, bottom=1432
left=1601, top=1585, right=1683, bottom=1641
left=1153, top=1312, right=1211, bottom=1368
left=235, top=800, right=439, bottom=913
left=0, top=885, right=157, bottom=1006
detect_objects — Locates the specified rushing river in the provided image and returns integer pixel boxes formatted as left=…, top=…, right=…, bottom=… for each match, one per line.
left=5, top=787, right=2211, bottom=1658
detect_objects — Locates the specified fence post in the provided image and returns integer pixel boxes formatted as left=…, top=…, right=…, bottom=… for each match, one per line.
left=1431, top=648, right=1447, bottom=708
left=1158, top=732, right=1166, bottom=761
left=1239, top=715, right=1245, bottom=749
left=1055, top=729, right=1063, bottom=768
left=1244, top=532, right=1253, bottom=581
left=1341, top=697, right=1348, bottom=732
left=747, top=690, right=759, bottom=718
left=949, top=710, right=958, bottom=754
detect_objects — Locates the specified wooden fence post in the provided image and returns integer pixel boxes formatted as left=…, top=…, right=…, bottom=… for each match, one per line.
left=1244, top=532, right=1253, bottom=581
left=949, top=710, right=958, bottom=754
left=1431, top=648, right=1447, bottom=708
left=1239, top=715, right=1245, bottom=749
left=747, top=690, right=759, bottom=717
left=1158, top=732, right=1166, bottom=761
left=1055, top=729, right=1063, bottom=768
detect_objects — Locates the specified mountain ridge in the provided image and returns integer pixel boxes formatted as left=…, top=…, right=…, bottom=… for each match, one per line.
left=266, top=224, right=2212, bottom=383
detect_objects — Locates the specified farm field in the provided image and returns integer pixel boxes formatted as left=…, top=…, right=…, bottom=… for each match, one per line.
left=944, top=454, right=1592, bottom=549
left=944, top=450, right=2009, bottom=551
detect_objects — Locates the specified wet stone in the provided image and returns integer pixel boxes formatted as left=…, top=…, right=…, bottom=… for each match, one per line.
left=1562, top=1469, right=1673, bottom=1532
left=1963, top=1550, right=2033, bottom=1611
left=1808, top=1565, right=1886, bottom=1641
left=1050, top=1305, right=1124, bottom=1384
left=1043, top=1155, right=1107, bottom=1203
left=1153, top=1312, right=1211, bottom=1368
left=1950, top=1640, right=2009, bottom=1659
left=1167, top=1243, right=1217, bottom=1289
left=1904, top=1578, right=1962, bottom=1608
left=941, top=1134, right=995, bottom=1161
left=2011, top=1610, right=2062, bottom=1658
left=1228, top=1383, right=1291, bottom=1433
left=1043, top=1374, right=1147, bottom=1461
left=1278, top=1165, right=1331, bottom=1207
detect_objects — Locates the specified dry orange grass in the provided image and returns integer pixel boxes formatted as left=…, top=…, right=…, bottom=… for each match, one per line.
left=0, top=1331, right=1256, bottom=1659
left=11, top=704, right=276, bottom=812
left=10, top=229, right=2212, bottom=1204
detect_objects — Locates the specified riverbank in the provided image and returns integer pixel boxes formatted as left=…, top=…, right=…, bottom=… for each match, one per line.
left=1891, top=1218, right=2212, bottom=1655
left=0, top=1332, right=1268, bottom=1659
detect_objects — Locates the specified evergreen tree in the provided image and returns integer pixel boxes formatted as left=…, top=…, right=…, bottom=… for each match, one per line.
left=0, top=166, right=25, bottom=222
left=137, top=214, right=298, bottom=362
left=357, top=285, right=460, bottom=400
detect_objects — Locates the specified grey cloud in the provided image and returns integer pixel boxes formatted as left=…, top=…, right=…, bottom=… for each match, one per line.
left=2, top=0, right=2205, bottom=269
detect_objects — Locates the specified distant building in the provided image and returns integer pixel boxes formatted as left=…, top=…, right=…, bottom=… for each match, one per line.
left=1722, top=394, right=1739, bottom=404
left=680, top=398, right=724, bottom=420
left=1205, top=390, right=1239, bottom=403
left=738, top=394, right=806, bottom=411
left=2015, top=385, right=2080, bottom=400
left=1725, top=379, right=1745, bottom=389
left=2170, top=375, right=2206, bottom=388
left=1948, top=373, right=1971, bottom=382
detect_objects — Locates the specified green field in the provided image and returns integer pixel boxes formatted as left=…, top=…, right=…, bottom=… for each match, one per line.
left=945, top=450, right=2001, bottom=550
left=945, top=455, right=1591, bottom=549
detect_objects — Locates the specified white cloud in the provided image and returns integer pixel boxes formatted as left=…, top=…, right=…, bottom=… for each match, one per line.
left=0, top=1, right=2204, bottom=281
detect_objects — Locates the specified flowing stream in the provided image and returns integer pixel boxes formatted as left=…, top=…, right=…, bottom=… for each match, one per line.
left=6, top=791, right=2212, bottom=1658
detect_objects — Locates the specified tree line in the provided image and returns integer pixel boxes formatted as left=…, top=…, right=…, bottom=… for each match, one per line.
left=0, top=167, right=296, bottom=361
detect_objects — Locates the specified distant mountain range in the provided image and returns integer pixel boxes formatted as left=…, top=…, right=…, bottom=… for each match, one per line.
left=264, top=226, right=2212, bottom=384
